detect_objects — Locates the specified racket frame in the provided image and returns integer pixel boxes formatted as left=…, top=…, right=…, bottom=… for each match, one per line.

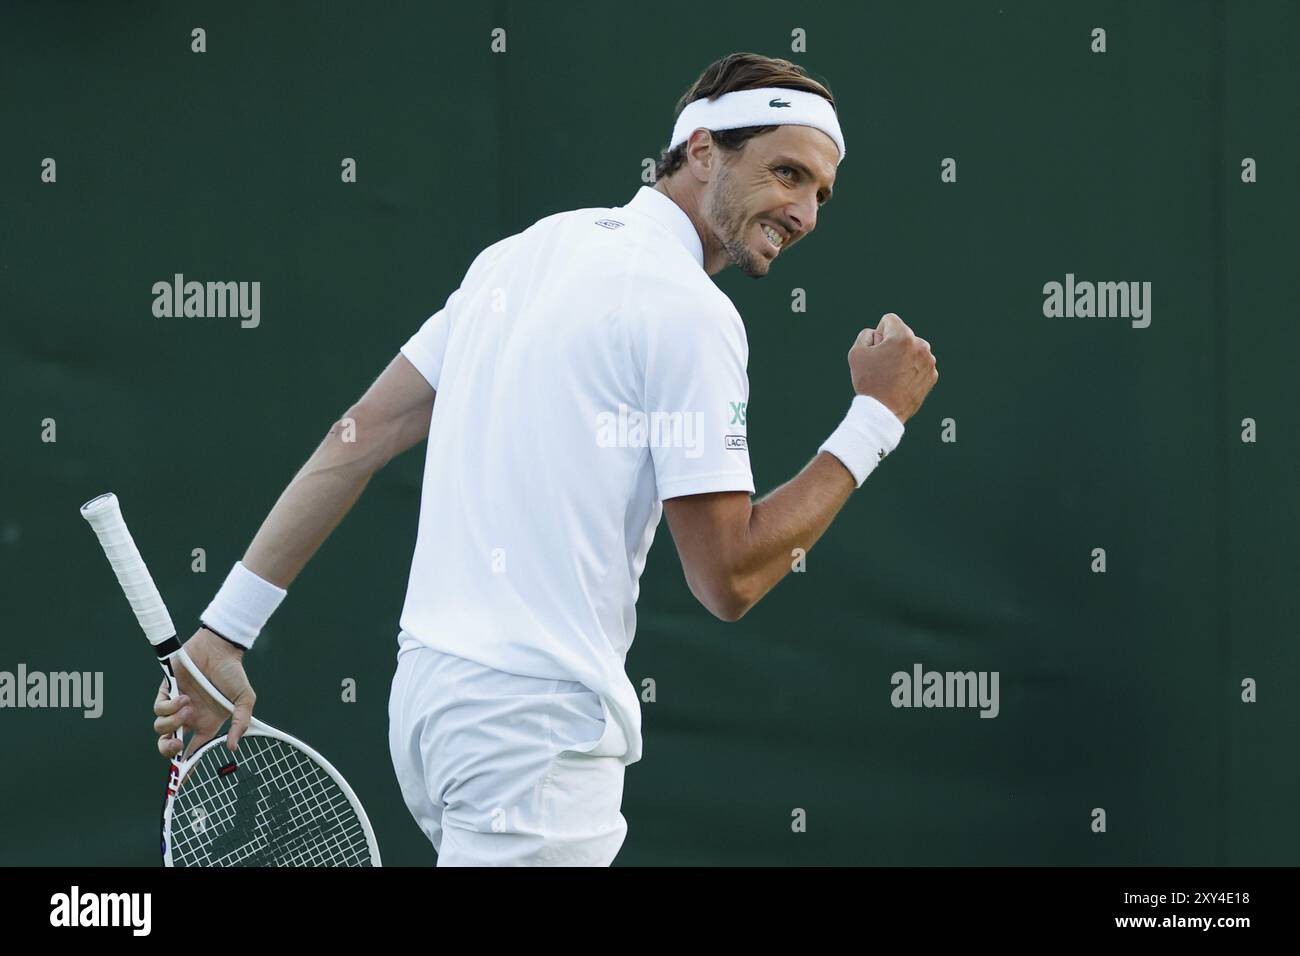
left=79, top=492, right=382, bottom=867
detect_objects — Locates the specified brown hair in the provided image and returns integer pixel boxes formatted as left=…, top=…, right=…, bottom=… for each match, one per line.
left=654, top=52, right=837, bottom=182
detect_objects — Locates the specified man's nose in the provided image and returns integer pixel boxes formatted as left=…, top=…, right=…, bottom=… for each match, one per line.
left=789, top=199, right=817, bottom=237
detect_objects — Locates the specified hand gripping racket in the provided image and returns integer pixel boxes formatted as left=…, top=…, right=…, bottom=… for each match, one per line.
left=80, top=492, right=382, bottom=867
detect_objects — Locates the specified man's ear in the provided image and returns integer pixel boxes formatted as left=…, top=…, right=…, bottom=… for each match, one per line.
left=686, top=129, right=716, bottom=179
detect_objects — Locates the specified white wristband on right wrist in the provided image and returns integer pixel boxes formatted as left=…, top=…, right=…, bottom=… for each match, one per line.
left=200, top=561, right=287, bottom=651
left=818, top=395, right=905, bottom=487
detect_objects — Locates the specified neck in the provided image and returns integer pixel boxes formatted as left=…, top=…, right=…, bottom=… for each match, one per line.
left=654, top=177, right=726, bottom=276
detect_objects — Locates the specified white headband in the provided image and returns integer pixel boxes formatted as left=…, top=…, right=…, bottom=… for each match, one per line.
left=669, top=87, right=846, bottom=164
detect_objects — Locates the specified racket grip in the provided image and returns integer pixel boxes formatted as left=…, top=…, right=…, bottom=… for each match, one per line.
left=80, top=492, right=177, bottom=647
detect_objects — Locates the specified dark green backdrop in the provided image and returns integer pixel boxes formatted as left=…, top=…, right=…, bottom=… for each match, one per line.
left=2, top=1, right=1296, bottom=866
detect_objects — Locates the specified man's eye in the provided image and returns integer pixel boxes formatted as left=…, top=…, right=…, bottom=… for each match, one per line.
left=776, top=166, right=795, bottom=179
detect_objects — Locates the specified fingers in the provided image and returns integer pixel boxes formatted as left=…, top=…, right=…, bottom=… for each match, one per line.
left=877, top=312, right=907, bottom=338
left=871, top=315, right=936, bottom=367
left=849, top=327, right=882, bottom=359
left=179, top=633, right=256, bottom=752
left=917, top=338, right=937, bottom=372
left=155, top=676, right=185, bottom=759
left=154, top=676, right=179, bottom=713
left=227, top=691, right=256, bottom=752
left=175, top=701, right=230, bottom=760
left=154, top=628, right=258, bottom=759
left=153, top=677, right=224, bottom=760
left=153, top=694, right=192, bottom=736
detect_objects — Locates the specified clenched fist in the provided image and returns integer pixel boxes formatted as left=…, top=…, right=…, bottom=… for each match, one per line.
left=846, top=313, right=938, bottom=424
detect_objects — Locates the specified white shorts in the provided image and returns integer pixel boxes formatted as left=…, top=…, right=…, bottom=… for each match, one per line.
left=387, top=643, right=628, bottom=866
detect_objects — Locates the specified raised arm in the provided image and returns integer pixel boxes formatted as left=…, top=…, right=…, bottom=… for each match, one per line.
left=663, top=453, right=855, bottom=621
left=664, top=313, right=937, bottom=622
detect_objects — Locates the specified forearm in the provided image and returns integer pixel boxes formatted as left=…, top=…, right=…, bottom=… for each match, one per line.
left=731, top=451, right=856, bottom=611
left=241, top=412, right=390, bottom=588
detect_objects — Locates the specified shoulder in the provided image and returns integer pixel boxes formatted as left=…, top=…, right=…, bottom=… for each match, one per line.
left=629, top=277, right=746, bottom=371
left=464, top=205, right=589, bottom=266
left=630, top=264, right=743, bottom=337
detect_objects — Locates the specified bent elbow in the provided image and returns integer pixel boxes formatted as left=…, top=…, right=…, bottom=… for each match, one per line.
left=710, top=601, right=746, bottom=624
left=702, top=573, right=757, bottom=623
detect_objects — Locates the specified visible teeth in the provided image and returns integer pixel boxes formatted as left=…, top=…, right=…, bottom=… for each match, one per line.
left=761, top=224, right=783, bottom=247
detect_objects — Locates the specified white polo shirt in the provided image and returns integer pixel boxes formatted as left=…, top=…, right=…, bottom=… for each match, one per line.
left=396, top=186, right=754, bottom=766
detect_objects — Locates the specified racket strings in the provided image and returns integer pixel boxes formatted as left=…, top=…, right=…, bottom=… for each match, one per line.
left=168, top=734, right=373, bottom=867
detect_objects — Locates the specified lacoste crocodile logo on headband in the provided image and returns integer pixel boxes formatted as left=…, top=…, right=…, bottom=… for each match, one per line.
left=768, top=98, right=792, bottom=108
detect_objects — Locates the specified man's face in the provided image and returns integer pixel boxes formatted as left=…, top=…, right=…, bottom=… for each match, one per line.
left=703, top=124, right=838, bottom=278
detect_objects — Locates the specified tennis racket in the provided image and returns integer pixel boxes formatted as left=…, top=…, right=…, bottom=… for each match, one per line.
left=80, top=492, right=381, bottom=867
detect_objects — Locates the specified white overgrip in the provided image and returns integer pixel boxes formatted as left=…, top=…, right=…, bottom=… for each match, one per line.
left=79, top=492, right=177, bottom=646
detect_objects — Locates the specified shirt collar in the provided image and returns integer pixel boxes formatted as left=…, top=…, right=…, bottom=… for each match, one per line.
left=619, top=186, right=704, bottom=268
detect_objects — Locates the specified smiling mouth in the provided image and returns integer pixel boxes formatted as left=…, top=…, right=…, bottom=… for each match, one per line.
left=757, top=222, right=784, bottom=254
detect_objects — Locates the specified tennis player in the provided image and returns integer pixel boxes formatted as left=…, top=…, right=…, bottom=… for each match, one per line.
left=151, top=52, right=937, bottom=866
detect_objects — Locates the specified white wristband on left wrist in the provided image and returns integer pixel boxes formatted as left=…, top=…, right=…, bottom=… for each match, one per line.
left=818, top=395, right=906, bottom=488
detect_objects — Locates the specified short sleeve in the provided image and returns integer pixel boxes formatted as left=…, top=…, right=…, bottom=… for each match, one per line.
left=642, top=304, right=755, bottom=500
left=400, top=286, right=461, bottom=390
left=402, top=235, right=519, bottom=389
